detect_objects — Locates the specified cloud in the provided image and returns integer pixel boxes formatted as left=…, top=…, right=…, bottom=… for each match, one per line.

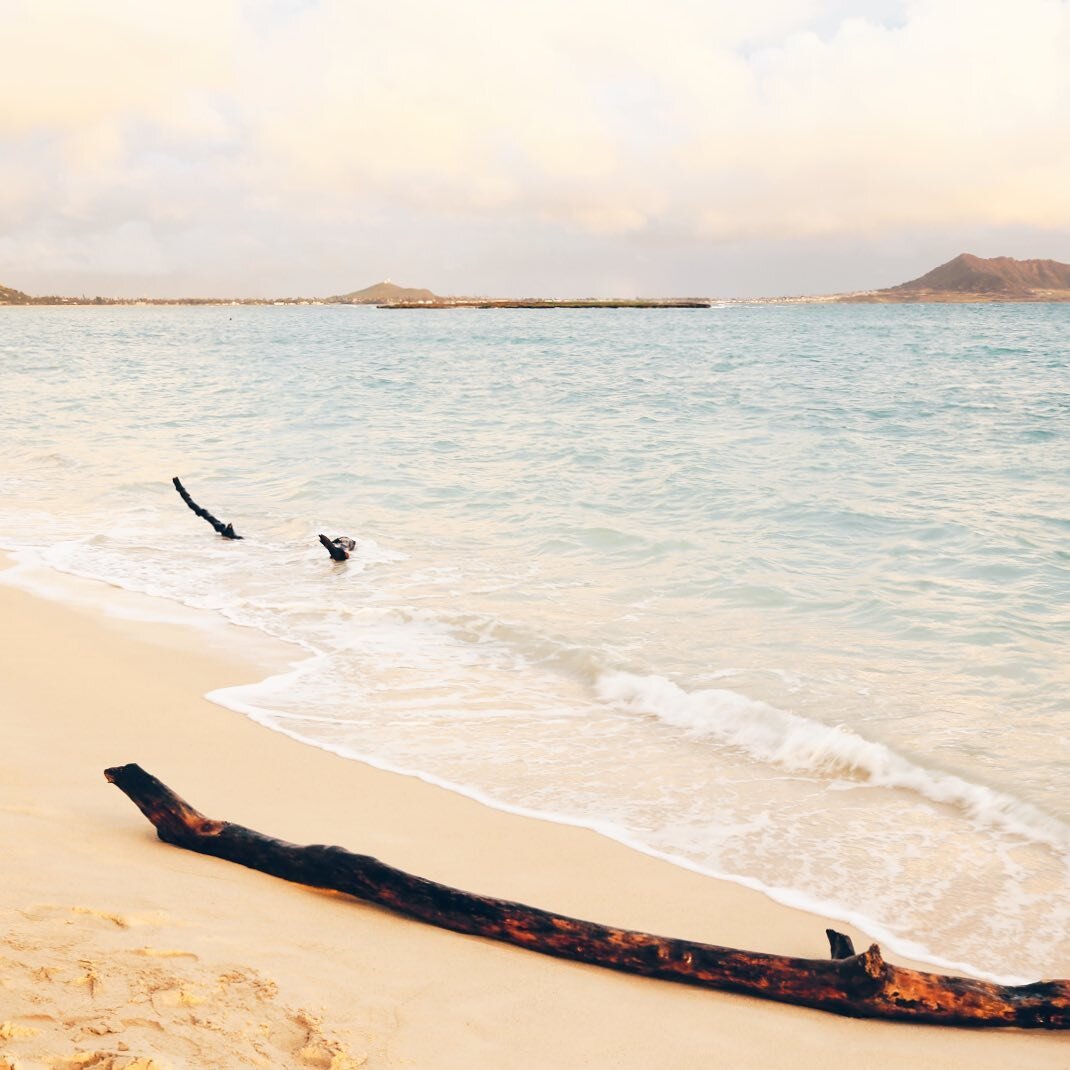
left=0, top=0, right=1067, bottom=293
left=0, top=1, right=240, bottom=131
left=225, top=0, right=1070, bottom=237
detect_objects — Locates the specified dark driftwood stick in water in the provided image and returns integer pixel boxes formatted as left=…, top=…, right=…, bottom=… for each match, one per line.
left=104, top=763, right=1070, bottom=1029
left=172, top=477, right=242, bottom=539
left=319, top=534, right=355, bottom=561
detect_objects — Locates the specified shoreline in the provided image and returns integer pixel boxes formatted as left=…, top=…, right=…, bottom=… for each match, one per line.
left=8, top=548, right=1050, bottom=987
left=2, top=566, right=1067, bottom=1066
left=208, top=674, right=1038, bottom=988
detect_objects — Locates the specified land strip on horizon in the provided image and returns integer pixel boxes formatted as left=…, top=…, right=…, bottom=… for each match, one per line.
left=2, top=254, right=1069, bottom=307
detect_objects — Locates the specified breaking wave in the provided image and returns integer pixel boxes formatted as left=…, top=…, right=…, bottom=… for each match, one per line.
left=596, top=671, right=1070, bottom=853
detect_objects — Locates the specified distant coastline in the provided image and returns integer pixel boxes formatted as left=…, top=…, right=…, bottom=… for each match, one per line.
left=3, top=254, right=1069, bottom=307
left=379, top=299, right=712, bottom=309
left=0, top=293, right=332, bottom=307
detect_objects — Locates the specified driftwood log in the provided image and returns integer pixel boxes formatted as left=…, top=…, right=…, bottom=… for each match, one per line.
left=171, top=478, right=355, bottom=559
left=104, top=763, right=1070, bottom=1029
left=319, top=534, right=356, bottom=561
left=172, top=477, right=242, bottom=539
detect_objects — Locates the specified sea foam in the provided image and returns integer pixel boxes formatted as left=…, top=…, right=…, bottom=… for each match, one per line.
left=596, top=670, right=1070, bottom=853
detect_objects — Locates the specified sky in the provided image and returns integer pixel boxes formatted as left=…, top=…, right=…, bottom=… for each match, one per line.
left=1, top=0, right=1068, bottom=298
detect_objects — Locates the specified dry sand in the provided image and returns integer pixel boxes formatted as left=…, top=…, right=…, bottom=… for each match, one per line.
left=1, top=568, right=1067, bottom=1068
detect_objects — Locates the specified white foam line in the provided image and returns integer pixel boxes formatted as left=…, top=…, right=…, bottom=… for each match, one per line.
left=207, top=680, right=1035, bottom=986
left=2, top=539, right=1047, bottom=985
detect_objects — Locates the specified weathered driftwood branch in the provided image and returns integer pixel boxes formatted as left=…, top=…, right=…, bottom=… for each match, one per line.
left=319, top=534, right=355, bottom=561
left=827, top=928, right=857, bottom=960
left=104, top=763, right=1070, bottom=1029
left=172, top=477, right=242, bottom=540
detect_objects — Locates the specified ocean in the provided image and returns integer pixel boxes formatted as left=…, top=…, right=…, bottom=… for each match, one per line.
left=2, top=302, right=1067, bottom=982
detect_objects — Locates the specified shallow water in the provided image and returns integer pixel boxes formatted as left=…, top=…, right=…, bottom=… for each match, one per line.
left=2, top=302, right=1067, bottom=979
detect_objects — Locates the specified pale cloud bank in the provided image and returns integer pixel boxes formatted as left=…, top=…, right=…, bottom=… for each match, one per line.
left=0, top=0, right=1067, bottom=296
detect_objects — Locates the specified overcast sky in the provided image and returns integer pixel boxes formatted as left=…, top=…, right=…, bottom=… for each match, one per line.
left=1, top=0, right=1068, bottom=298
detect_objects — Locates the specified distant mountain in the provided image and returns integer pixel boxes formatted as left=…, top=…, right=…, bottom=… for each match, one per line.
left=893, top=254, right=1070, bottom=295
left=0, top=283, right=32, bottom=304
left=841, top=254, right=1070, bottom=303
left=330, top=281, right=438, bottom=304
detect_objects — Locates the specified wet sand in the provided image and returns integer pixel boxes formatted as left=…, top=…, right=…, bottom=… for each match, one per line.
left=1, top=571, right=1066, bottom=1068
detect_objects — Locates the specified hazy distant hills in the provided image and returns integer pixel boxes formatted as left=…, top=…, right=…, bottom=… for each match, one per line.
left=840, top=254, right=1070, bottom=303
left=0, top=283, right=31, bottom=304
left=329, top=281, right=439, bottom=304
left=901, top=253, right=1070, bottom=294
left=4, top=259, right=1070, bottom=305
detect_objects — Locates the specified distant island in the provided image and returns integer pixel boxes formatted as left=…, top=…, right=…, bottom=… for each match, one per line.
left=328, top=281, right=439, bottom=304
left=2, top=256, right=1069, bottom=306
left=836, top=254, right=1070, bottom=303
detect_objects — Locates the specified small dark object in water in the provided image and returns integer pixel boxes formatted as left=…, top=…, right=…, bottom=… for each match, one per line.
left=319, top=534, right=355, bottom=561
left=172, top=477, right=243, bottom=539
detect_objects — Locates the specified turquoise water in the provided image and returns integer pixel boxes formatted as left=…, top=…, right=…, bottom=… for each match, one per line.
left=2, top=303, right=1067, bottom=979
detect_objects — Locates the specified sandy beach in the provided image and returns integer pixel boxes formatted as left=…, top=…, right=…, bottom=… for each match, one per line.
left=1, top=567, right=1067, bottom=1069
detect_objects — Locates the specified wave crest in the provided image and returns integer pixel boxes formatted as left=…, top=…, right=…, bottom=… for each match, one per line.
left=596, top=671, right=1070, bottom=853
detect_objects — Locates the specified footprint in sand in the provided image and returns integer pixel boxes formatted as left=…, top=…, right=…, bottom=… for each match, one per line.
left=1, top=911, right=370, bottom=1069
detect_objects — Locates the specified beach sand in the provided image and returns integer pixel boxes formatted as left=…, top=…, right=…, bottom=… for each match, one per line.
left=1, top=570, right=1066, bottom=1068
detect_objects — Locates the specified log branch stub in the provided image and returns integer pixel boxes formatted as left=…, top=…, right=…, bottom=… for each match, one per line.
left=104, top=763, right=1070, bottom=1029
left=172, top=477, right=242, bottom=539
left=827, top=929, right=857, bottom=960
left=318, top=534, right=354, bottom=561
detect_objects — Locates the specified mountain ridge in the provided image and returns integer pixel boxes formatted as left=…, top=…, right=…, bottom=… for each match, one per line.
left=329, top=280, right=439, bottom=304
left=840, top=254, right=1070, bottom=303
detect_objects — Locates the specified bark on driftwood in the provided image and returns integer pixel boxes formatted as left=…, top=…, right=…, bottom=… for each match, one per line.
left=172, top=477, right=242, bottom=539
left=104, top=763, right=1070, bottom=1029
